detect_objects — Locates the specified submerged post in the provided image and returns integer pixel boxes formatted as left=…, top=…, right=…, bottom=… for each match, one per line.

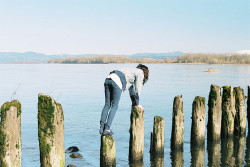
left=221, top=86, right=236, bottom=138
left=247, top=86, right=250, bottom=128
left=191, top=96, right=206, bottom=146
left=0, top=100, right=22, bottom=167
left=129, top=106, right=144, bottom=162
left=171, top=95, right=184, bottom=149
left=207, top=84, right=221, bottom=142
left=38, top=94, right=65, bottom=167
left=100, top=135, right=116, bottom=167
left=234, top=87, right=246, bottom=136
left=150, top=116, right=165, bottom=156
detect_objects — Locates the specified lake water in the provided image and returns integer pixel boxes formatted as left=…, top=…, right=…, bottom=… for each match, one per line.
left=0, top=64, right=250, bottom=167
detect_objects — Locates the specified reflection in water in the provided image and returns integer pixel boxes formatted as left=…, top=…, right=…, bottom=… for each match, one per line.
left=234, top=135, right=245, bottom=166
left=245, top=133, right=250, bottom=166
left=170, top=146, right=183, bottom=167
left=245, top=132, right=250, bottom=166
left=150, top=154, right=164, bottom=167
left=221, top=137, right=235, bottom=167
left=190, top=143, right=205, bottom=167
left=129, top=161, right=143, bottom=167
left=221, top=135, right=246, bottom=167
left=207, top=140, right=220, bottom=167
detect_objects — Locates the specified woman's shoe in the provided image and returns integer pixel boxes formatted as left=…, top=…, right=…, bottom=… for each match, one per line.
left=103, top=129, right=113, bottom=135
left=99, top=126, right=104, bottom=134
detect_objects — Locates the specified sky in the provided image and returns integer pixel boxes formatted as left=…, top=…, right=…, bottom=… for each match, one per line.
left=0, top=0, right=249, bottom=55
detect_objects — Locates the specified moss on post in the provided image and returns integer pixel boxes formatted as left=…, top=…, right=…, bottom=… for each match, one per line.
left=171, top=95, right=184, bottom=149
left=221, top=86, right=236, bottom=138
left=191, top=96, right=206, bottom=146
left=100, top=135, right=116, bottom=167
left=234, top=87, right=246, bottom=136
left=0, top=100, right=22, bottom=167
left=150, top=116, right=165, bottom=156
left=207, top=85, right=221, bottom=142
left=38, top=94, right=65, bottom=167
left=129, top=106, right=144, bottom=163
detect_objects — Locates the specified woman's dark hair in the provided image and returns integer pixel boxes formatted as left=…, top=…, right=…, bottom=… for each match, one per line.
left=136, top=64, right=149, bottom=85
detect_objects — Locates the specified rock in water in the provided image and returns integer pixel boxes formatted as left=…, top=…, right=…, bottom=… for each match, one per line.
left=70, top=153, right=83, bottom=159
left=67, top=164, right=76, bottom=167
left=66, top=146, right=79, bottom=153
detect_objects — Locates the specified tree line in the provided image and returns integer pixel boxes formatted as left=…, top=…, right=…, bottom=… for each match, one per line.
left=48, top=54, right=250, bottom=64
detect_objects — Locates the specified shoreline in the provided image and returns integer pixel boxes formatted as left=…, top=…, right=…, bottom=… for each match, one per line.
left=0, top=62, right=249, bottom=65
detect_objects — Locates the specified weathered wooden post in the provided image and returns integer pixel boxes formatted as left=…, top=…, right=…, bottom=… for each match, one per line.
left=207, top=84, right=221, bottom=141
left=170, top=95, right=184, bottom=167
left=100, top=135, right=116, bottom=167
left=191, top=96, right=206, bottom=146
left=248, top=86, right=250, bottom=128
left=129, top=106, right=144, bottom=162
left=234, top=87, right=246, bottom=136
left=38, top=94, right=65, bottom=167
left=150, top=116, right=165, bottom=156
left=221, top=86, right=236, bottom=138
left=171, top=95, right=184, bottom=148
left=207, top=141, right=220, bottom=167
left=190, top=96, right=205, bottom=167
left=0, top=100, right=22, bottom=167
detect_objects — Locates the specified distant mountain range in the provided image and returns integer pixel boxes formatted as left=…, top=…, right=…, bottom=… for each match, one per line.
left=0, top=51, right=184, bottom=63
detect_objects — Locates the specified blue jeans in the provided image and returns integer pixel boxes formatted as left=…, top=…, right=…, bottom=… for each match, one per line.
left=100, top=78, right=122, bottom=130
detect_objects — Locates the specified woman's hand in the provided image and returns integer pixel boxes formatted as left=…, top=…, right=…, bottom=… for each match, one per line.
left=137, top=105, right=144, bottom=110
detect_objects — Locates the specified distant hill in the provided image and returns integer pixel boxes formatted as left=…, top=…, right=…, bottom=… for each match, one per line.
left=0, top=52, right=183, bottom=63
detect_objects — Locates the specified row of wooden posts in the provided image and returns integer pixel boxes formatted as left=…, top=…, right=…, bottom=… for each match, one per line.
left=101, top=85, right=250, bottom=166
left=0, top=85, right=249, bottom=167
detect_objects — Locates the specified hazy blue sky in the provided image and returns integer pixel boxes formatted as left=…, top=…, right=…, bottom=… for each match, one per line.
left=0, top=0, right=249, bottom=54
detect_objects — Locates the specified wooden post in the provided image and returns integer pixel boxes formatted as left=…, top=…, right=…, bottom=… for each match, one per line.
left=221, top=86, right=236, bottom=138
left=150, top=116, right=165, bottom=156
left=100, top=135, right=116, bottom=167
left=0, top=100, right=22, bottom=167
left=207, top=84, right=221, bottom=141
left=234, top=87, right=246, bottom=136
left=38, top=94, right=65, bottom=167
left=191, top=96, right=206, bottom=146
left=129, top=106, right=144, bottom=162
left=171, top=95, right=184, bottom=148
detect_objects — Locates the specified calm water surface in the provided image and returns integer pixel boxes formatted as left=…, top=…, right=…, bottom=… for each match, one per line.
left=0, top=64, right=250, bottom=167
